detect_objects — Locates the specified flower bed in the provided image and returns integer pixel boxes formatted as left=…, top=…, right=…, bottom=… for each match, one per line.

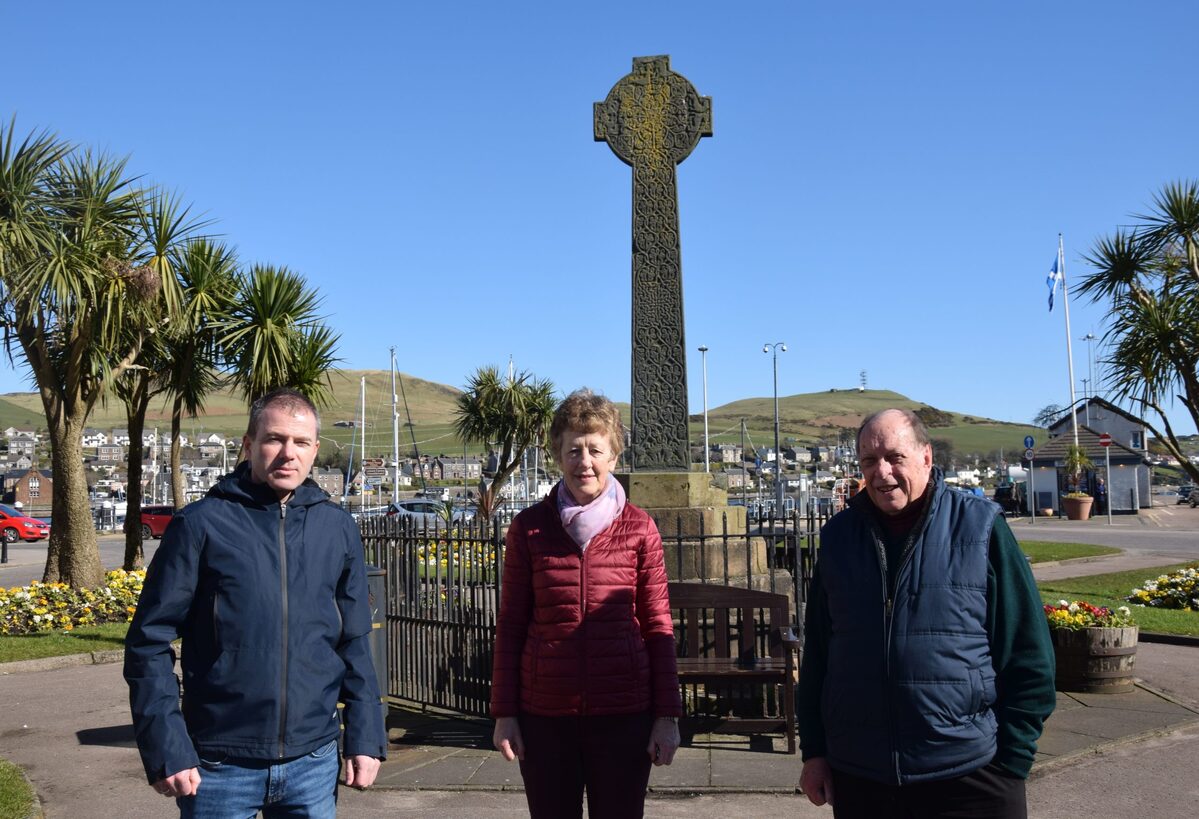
left=1044, top=599, right=1135, bottom=631
left=0, top=569, right=145, bottom=635
left=1127, top=564, right=1199, bottom=611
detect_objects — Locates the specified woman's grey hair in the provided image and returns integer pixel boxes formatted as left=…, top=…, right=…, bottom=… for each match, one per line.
left=549, top=388, right=624, bottom=460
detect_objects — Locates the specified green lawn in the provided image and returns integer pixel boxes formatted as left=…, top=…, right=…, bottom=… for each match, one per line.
left=1020, top=540, right=1120, bottom=564
left=0, top=758, right=34, bottom=819
left=0, top=623, right=128, bottom=664
left=1038, top=562, right=1199, bottom=637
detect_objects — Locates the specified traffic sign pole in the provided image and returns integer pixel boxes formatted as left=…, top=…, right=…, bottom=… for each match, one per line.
left=1104, top=438, right=1113, bottom=525
left=1023, top=437, right=1036, bottom=524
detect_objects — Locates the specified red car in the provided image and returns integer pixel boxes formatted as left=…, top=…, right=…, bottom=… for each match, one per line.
left=140, top=505, right=177, bottom=540
left=0, top=504, right=50, bottom=543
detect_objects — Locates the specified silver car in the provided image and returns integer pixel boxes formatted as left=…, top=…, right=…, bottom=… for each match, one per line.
left=386, top=499, right=472, bottom=526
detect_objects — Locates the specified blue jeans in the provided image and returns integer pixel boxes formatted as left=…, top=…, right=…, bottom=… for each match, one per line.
left=178, top=738, right=339, bottom=818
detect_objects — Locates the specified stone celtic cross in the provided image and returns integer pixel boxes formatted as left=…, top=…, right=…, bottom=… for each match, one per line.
left=594, top=55, right=712, bottom=471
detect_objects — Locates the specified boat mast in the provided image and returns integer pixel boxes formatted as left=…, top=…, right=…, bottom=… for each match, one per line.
left=390, top=348, right=400, bottom=502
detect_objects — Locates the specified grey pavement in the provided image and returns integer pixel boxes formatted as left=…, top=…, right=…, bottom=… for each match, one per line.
left=2, top=640, right=1197, bottom=818
left=2, top=513, right=1198, bottom=817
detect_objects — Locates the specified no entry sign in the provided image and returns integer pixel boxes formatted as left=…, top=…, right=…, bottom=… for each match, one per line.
left=1099, top=433, right=1112, bottom=447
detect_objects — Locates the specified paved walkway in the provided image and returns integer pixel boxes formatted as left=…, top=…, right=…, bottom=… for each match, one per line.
left=2, top=542, right=1197, bottom=816
left=2, top=643, right=1196, bottom=818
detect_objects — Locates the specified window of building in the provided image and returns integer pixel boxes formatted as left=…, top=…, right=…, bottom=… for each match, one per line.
left=29, top=476, right=40, bottom=498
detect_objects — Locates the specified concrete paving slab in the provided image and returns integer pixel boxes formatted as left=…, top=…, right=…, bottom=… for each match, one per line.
left=648, top=750, right=711, bottom=789
left=462, top=755, right=523, bottom=787
left=375, top=751, right=484, bottom=788
left=709, top=747, right=798, bottom=790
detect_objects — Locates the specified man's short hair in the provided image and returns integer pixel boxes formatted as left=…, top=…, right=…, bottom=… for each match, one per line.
left=246, top=389, right=321, bottom=438
left=857, top=408, right=930, bottom=449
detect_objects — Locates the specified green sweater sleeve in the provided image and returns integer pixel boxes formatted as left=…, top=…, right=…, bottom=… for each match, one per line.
left=796, top=562, right=830, bottom=761
left=986, top=514, right=1057, bottom=778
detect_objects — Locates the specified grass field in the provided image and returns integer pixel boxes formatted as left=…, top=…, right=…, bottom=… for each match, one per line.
left=1020, top=541, right=1120, bottom=563
left=0, top=623, right=129, bottom=664
left=0, top=759, right=34, bottom=819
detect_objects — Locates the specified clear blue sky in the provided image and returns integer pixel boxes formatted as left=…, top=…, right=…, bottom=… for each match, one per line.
left=2, top=1, right=1196, bottom=436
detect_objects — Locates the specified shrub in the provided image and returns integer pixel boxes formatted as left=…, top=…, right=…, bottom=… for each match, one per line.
left=0, top=569, right=145, bottom=635
left=1127, top=564, right=1199, bottom=611
left=1044, top=599, right=1135, bottom=631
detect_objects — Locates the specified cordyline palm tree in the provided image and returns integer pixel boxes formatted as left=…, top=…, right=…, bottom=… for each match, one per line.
left=113, top=191, right=204, bottom=570
left=222, top=264, right=340, bottom=407
left=162, top=238, right=241, bottom=506
left=453, top=366, right=556, bottom=525
left=1078, top=180, right=1199, bottom=484
left=0, top=121, right=193, bottom=587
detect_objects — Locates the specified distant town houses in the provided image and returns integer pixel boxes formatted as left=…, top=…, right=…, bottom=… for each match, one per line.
left=6, top=432, right=37, bottom=458
left=82, top=429, right=108, bottom=448
left=712, top=443, right=742, bottom=464
left=311, top=468, right=345, bottom=497
left=97, top=443, right=124, bottom=462
left=2, top=468, right=53, bottom=507
left=430, top=456, right=482, bottom=482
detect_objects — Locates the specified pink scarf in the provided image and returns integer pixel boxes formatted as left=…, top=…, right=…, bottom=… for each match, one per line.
left=556, top=477, right=626, bottom=552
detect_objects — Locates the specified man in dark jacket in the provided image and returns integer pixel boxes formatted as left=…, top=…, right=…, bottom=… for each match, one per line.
left=125, top=389, right=387, bottom=816
left=798, top=409, right=1055, bottom=818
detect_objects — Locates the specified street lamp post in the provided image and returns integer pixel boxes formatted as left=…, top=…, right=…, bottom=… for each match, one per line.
left=698, top=345, right=710, bottom=473
left=1081, top=332, right=1097, bottom=424
left=763, top=342, right=787, bottom=512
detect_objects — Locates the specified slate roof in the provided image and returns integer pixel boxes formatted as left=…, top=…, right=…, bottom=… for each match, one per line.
left=1031, top=425, right=1145, bottom=463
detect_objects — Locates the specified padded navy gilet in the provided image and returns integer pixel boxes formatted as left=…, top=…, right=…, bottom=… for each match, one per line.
left=817, top=471, right=1000, bottom=784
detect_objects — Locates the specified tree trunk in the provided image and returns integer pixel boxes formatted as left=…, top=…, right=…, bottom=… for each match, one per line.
left=123, top=393, right=148, bottom=570
left=41, top=415, right=104, bottom=588
left=170, top=395, right=186, bottom=509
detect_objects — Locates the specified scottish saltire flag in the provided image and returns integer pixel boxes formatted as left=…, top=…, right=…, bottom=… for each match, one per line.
left=1046, top=254, right=1062, bottom=312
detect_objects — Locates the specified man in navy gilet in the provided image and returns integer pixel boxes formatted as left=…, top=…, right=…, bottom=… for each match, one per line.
left=798, top=409, right=1055, bottom=818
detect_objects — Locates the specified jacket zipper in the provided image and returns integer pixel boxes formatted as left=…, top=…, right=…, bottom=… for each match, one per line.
left=867, top=500, right=932, bottom=784
left=278, top=501, right=289, bottom=758
left=578, top=542, right=588, bottom=714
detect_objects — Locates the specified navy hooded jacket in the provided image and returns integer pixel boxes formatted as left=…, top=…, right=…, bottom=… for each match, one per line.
left=124, top=463, right=387, bottom=783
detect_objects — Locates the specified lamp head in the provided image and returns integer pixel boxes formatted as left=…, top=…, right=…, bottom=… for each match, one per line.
left=781, top=344, right=788, bottom=353
left=699, top=345, right=708, bottom=353
left=763, top=345, right=769, bottom=353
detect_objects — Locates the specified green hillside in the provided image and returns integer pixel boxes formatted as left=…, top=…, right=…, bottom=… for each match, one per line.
left=702, top=389, right=1040, bottom=460
left=0, top=380, right=1039, bottom=463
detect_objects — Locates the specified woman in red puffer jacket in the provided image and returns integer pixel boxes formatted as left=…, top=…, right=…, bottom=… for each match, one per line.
left=491, top=388, right=682, bottom=819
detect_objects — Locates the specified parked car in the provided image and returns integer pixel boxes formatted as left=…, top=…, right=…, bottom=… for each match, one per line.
left=0, top=504, right=50, bottom=543
left=993, top=483, right=1026, bottom=516
left=386, top=498, right=469, bottom=526
left=1176, top=486, right=1194, bottom=504
left=140, top=505, right=177, bottom=540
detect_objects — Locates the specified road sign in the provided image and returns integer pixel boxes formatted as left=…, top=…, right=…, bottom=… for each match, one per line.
left=1024, top=435, right=1035, bottom=449
left=1099, top=433, right=1112, bottom=447
left=1024, top=448, right=1035, bottom=460
left=363, top=467, right=388, bottom=478
left=363, top=457, right=385, bottom=469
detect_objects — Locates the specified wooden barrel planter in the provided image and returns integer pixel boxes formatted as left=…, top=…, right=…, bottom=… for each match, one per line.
left=1051, top=626, right=1138, bottom=694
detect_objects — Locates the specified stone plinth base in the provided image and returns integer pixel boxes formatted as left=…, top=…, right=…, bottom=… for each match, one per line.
left=617, top=471, right=774, bottom=583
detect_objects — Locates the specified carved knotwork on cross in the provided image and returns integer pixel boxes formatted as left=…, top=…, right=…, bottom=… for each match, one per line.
left=594, top=55, right=712, bottom=471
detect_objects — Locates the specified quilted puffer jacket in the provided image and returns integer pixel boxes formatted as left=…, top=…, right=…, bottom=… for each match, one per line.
left=490, top=484, right=683, bottom=719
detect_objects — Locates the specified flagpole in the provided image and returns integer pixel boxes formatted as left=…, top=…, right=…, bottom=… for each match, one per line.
left=1059, top=233, right=1080, bottom=450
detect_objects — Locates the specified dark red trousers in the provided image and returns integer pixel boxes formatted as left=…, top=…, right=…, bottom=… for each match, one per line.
left=517, top=711, right=654, bottom=819
left=830, top=762, right=1027, bottom=819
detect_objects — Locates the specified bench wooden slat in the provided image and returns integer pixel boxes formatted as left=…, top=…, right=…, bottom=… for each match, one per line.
left=669, top=581, right=798, bottom=754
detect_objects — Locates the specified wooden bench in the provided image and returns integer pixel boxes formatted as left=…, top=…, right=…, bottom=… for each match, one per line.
left=668, top=581, right=799, bottom=753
